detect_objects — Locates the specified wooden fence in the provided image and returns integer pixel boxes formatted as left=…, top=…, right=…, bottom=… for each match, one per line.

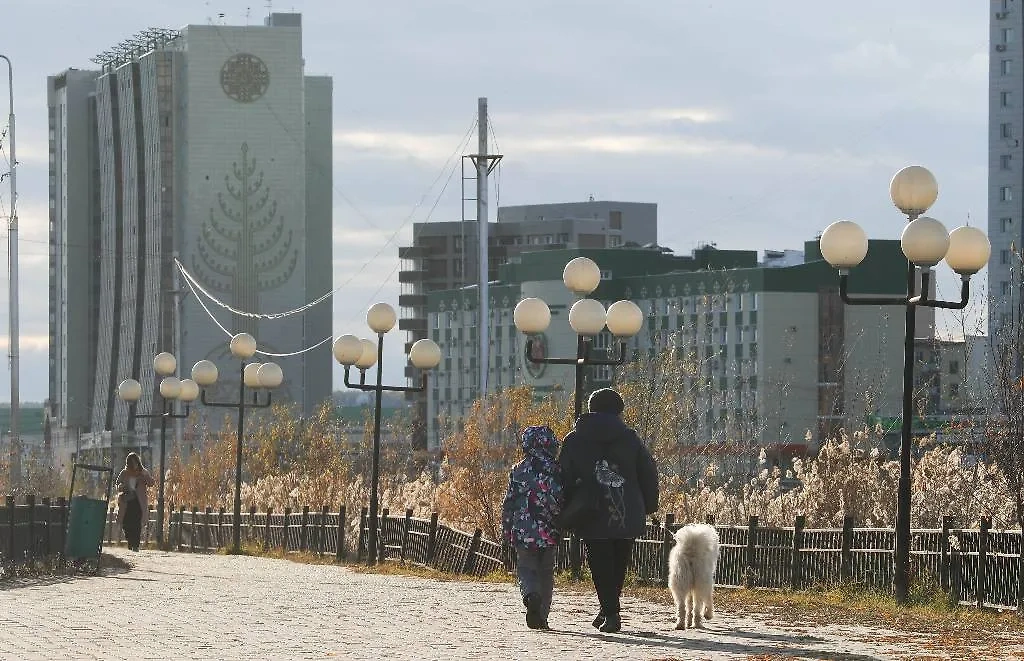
left=3, top=494, right=1021, bottom=611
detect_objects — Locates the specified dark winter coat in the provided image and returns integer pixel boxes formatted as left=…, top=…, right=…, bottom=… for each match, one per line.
left=501, top=426, right=564, bottom=549
left=558, top=413, right=659, bottom=540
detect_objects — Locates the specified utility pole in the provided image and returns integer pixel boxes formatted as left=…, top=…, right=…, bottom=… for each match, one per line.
left=471, top=98, right=501, bottom=405
left=1, top=55, right=19, bottom=490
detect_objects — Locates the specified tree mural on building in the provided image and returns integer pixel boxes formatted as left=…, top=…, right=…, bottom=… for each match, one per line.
left=191, top=142, right=298, bottom=404
left=193, top=142, right=297, bottom=335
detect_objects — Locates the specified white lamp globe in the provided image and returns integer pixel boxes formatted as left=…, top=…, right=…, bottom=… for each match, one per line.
left=409, top=339, right=442, bottom=370
left=355, top=339, right=378, bottom=370
left=606, top=300, right=644, bottom=337
left=243, top=363, right=263, bottom=388
left=569, top=299, right=607, bottom=335
left=901, top=216, right=949, bottom=267
left=890, top=165, right=938, bottom=216
left=945, top=226, right=991, bottom=275
left=513, top=298, right=551, bottom=334
left=159, top=376, right=181, bottom=400
left=153, top=352, right=177, bottom=376
left=117, top=379, right=142, bottom=402
left=820, top=220, right=869, bottom=270
left=367, top=303, right=397, bottom=334
left=177, top=379, right=200, bottom=403
left=191, top=360, right=219, bottom=387
left=333, top=334, right=363, bottom=366
left=563, top=257, right=601, bottom=295
left=229, top=333, right=257, bottom=359
left=257, top=362, right=284, bottom=389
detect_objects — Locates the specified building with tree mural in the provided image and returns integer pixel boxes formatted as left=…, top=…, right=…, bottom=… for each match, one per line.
left=47, top=12, right=333, bottom=449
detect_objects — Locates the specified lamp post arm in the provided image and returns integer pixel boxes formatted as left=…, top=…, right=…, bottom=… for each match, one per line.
left=524, top=338, right=582, bottom=366
left=201, top=389, right=241, bottom=408
left=920, top=276, right=971, bottom=311
left=342, top=365, right=429, bottom=393
left=838, top=273, right=912, bottom=306
left=582, top=340, right=629, bottom=366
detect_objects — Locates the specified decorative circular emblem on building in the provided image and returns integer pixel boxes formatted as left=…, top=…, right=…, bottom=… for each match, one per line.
left=220, top=53, right=270, bottom=103
left=525, top=333, right=547, bottom=379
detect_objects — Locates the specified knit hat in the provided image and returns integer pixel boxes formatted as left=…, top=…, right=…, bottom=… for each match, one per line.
left=588, top=388, right=624, bottom=415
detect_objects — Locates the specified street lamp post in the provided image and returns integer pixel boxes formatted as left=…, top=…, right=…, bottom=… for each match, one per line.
left=513, top=257, right=644, bottom=419
left=117, top=352, right=199, bottom=548
left=332, top=303, right=442, bottom=565
left=819, top=165, right=990, bottom=604
left=190, top=332, right=284, bottom=554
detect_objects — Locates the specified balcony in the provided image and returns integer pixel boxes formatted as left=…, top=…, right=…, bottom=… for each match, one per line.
left=398, top=293, right=427, bottom=308
left=399, top=246, right=427, bottom=259
left=399, top=317, right=428, bottom=332
left=398, top=269, right=426, bottom=283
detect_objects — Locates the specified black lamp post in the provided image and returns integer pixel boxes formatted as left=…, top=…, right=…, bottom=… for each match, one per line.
left=819, top=165, right=991, bottom=604
left=513, top=257, right=644, bottom=419
left=117, top=352, right=198, bottom=548
left=333, top=303, right=442, bottom=566
left=190, top=333, right=283, bottom=554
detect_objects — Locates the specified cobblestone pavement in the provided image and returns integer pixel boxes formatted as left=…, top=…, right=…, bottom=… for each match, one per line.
left=0, top=549, right=1019, bottom=660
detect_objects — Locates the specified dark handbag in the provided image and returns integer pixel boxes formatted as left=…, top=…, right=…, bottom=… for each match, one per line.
left=555, top=475, right=600, bottom=531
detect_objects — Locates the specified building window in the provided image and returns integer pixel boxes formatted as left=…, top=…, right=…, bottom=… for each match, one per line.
left=1003, top=59, right=1014, bottom=76
left=950, top=384, right=959, bottom=398
left=1002, top=186, right=1014, bottom=202
left=1002, top=217, right=1014, bottom=232
left=1003, top=281, right=1011, bottom=295
left=609, top=236, right=622, bottom=247
left=1002, top=154, right=1013, bottom=170
left=1002, top=122, right=1014, bottom=139
left=599, top=269, right=612, bottom=280
left=609, top=210, right=622, bottom=230
left=1005, top=27, right=1016, bottom=43
left=949, top=360, right=960, bottom=374
left=1002, top=91, right=1014, bottom=107
left=1002, top=249, right=1010, bottom=265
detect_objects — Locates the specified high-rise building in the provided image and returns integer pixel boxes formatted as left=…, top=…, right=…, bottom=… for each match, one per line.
left=47, top=13, right=332, bottom=454
left=991, top=1, right=1021, bottom=332
left=398, top=201, right=657, bottom=445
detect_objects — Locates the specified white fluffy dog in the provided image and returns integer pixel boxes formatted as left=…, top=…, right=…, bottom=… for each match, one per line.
left=668, top=523, right=720, bottom=629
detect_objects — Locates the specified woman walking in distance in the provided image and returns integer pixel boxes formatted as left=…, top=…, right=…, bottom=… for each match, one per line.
left=558, top=389, right=659, bottom=633
left=115, top=452, right=154, bottom=552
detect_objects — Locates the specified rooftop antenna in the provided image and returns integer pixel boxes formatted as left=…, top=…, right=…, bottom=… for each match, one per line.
left=245, top=6, right=251, bottom=24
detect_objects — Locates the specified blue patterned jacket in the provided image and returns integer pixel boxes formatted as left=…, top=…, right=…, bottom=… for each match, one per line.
left=501, top=426, right=564, bottom=549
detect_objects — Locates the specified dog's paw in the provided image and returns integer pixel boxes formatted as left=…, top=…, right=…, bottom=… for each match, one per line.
left=704, top=609, right=714, bottom=620
left=673, top=620, right=685, bottom=630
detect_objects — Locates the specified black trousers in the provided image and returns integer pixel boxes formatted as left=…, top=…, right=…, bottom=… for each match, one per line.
left=584, top=538, right=633, bottom=616
left=123, top=498, right=142, bottom=549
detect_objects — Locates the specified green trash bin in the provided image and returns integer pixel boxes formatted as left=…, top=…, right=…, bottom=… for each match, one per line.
left=65, top=463, right=114, bottom=561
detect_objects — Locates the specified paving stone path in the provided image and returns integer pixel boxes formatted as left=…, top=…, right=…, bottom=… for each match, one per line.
left=0, top=549, right=1018, bottom=660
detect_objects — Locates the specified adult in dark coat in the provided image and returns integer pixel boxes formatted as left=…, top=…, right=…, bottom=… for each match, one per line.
left=558, top=388, right=659, bottom=633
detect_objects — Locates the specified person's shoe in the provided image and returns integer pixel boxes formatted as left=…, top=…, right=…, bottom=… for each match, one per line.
left=598, top=613, right=621, bottom=633
left=525, top=593, right=544, bottom=630
left=591, top=609, right=606, bottom=628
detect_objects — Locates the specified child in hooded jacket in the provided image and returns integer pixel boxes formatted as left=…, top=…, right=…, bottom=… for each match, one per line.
left=501, top=425, right=563, bottom=630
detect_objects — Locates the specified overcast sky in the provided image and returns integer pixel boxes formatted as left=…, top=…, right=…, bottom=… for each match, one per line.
left=0, top=0, right=989, bottom=403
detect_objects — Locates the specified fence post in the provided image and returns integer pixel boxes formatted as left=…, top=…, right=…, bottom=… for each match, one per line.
left=378, top=509, right=390, bottom=563
left=948, top=532, right=962, bottom=608
left=190, top=506, right=197, bottom=553
left=939, top=515, right=952, bottom=592
left=203, top=507, right=212, bottom=550
left=249, top=506, right=257, bottom=545
left=744, top=515, right=758, bottom=588
left=176, top=506, right=185, bottom=551
left=336, top=505, right=347, bottom=562
left=790, top=514, right=805, bottom=591
left=26, top=495, right=35, bottom=561
left=300, top=505, right=310, bottom=553
left=462, top=528, right=483, bottom=575
left=569, top=533, right=583, bottom=581
left=218, top=507, right=226, bottom=549
left=57, top=497, right=67, bottom=559
left=319, top=506, right=328, bottom=555
left=41, top=497, right=51, bottom=557
left=426, top=512, right=439, bottom=563
left=976, top=517, right=990, bottom=608
left=263, top=507, right=272, bottom=552
left=6, top=495, right=15, bottom=561
left=357, top=507, right=367, bottom=561
left=400, top=509, right=412, bottom=562
left=840, top=514, right=854, bottom=583
left=282, top=507, right=292, bottom=552
left=660, top=512, right=675, bottom=586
